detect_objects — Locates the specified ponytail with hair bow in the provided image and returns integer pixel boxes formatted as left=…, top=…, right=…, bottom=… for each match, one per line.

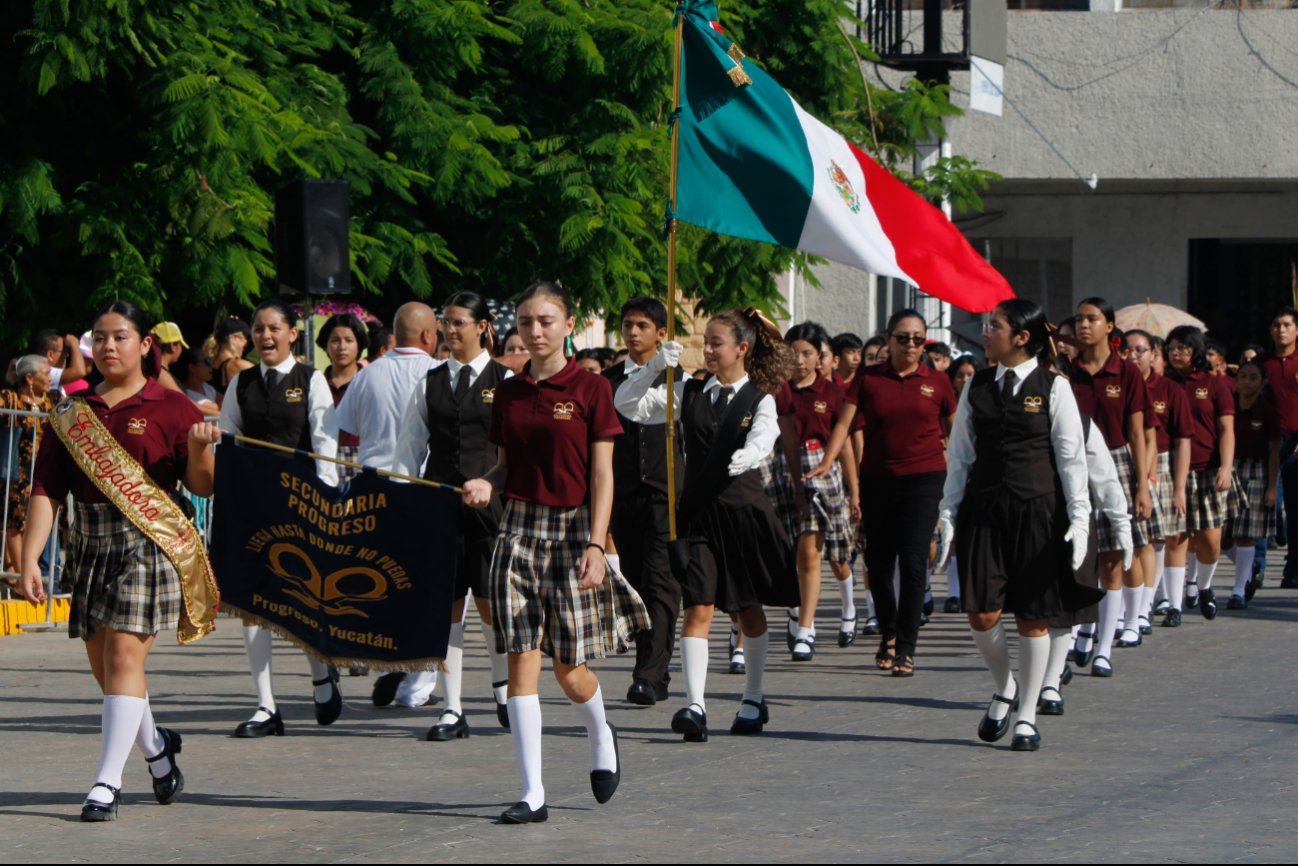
left=742, top=307, right=783, bottom=343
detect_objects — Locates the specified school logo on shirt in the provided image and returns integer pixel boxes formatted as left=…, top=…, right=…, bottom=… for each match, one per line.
left=284, top=387, right=305, bottom=403
left=1105, top=384, right=1122, bottom=399
left=1251, top=419, right=1264, bottom=431
left=813, top=400, right=829, bottom=414
left=1023, top=396, right=1044, bottom=414
left=481, top=388, right=496, bottom=405
left=553, top=401, right=576, bottom=421
left=1153, top=400, right=1167, bottom=415
left=919, top=384, right=936, bottom=398
left=741, top=412, right=753, bottom=429
left=127, top=418, right=148, bottom=435
left=1195, top=387, right=1210, bottom=400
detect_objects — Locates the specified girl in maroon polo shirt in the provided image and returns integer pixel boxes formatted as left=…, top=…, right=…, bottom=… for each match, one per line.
left=1068, top=297, right=1152, bottom=678
left=317, top=312, right=368, bottom=483
left=21, top=301, right=218, bottom=822
left=773, top=322, right=860, bottom=659
left=1164, top=325, right=1238, bottom=624
left=1224, top=360, right=1278, bottom=609
left=463, top=281, right=647, bottom=825
left=817, top=308, right=957, bottom=677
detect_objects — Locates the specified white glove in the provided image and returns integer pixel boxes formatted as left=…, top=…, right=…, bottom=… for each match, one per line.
left=1064, top=524, right=1089, bottom=573
left=658, top=340, right=684, bottom=370
left=1116, top=523, right=1134, bottom=571
left=934, top=514, right=955, bottom=572
left=728, top=446, right=762, bottom=477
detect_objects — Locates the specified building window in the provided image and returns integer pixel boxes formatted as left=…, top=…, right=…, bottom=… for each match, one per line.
left=975, top=238, right=1074, bottom=323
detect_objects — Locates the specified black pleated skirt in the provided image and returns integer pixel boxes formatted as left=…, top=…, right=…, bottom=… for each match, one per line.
left=679, top=497, right=800, bottom=613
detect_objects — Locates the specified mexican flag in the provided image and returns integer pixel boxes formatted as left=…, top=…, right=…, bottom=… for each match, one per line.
left=675, top=2, right=1014, bottom=313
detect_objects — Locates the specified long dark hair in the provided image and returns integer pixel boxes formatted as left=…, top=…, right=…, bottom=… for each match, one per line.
left=93, top=300, right=161, bottom=378
left=996, top=298, right=1052, bottom=366
left=710, top=308, right=793, bottom=394
left=442, top=290, right=496, bottom=351
left=1166, top=325, right=1210, bottom=373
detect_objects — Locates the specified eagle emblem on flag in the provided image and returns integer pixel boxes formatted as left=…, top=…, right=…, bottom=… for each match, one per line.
left=827, top=161, right=861, bottom=214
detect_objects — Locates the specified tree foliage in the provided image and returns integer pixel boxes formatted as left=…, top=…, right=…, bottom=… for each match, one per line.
left=0, top=0, right=992, bottom=349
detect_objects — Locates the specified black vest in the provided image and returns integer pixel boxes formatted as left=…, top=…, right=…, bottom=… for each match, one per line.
left=604, top=362, right=684, bottom=496
left=235, top=363, right=313, bottom=450
left=966, top=364, right=1060, bottom=501
left=422, top=359, right=508, bottom=484
left=680, top=377, right=764, bottom=508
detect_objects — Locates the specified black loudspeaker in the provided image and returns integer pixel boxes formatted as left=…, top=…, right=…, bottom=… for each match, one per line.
left=275, top=179, right=351, bottom=295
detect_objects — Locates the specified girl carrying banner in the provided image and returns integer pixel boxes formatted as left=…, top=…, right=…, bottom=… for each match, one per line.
left=218, top=298, right=343, bottom=738
left=21, top=300, right=220, bottom=821
left=462, top=281, right=648, bottom=825
left=394, top=291, right=514, bottom=740
left=615, top=308, right=799, bottom=743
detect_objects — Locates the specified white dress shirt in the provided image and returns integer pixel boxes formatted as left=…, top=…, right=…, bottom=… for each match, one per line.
left=614, top=357, right=780, bottom=460
left=218, top=358, right=339, bottom=486
left=1084, top=417, right=1132, bottom=535
left=335, top=347, right=438, bottom=471
left=939, top=356, right=1090, bottom=529
left=392, top=349, right=511, bottom=477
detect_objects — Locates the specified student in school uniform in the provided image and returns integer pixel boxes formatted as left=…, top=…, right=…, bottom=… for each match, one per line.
left=1223, top=360, right=1278, bottom=609
left=616, top=308, right=799, bottom=741
left=218, top=299, right=343, bottom=738
left=462, top=281, right=648, bottom=825
left=318, top=313, right=368, bottom=483
left=21, top=301, right=218, bottom=821
left=393, top=292, right=514, bottom=739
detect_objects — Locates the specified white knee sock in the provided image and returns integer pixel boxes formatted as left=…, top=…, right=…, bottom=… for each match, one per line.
left=486, top=630, right=509, bottom=704
left=971, top=623, right=1014, bottom=720
left=681, top=636, right=709, bottom=714
left=570, top=684, right=616, bottom=772
left=1233, top=546, right=1255, bottom=597
left=1016, top=634, right=1050, bottom=729
left=307, top=655, right=333, bottom=702
left=737, top=630, right=768, bottom=720
left=1154, top=544, right=1166, bottom=598
left=1121, top=587, right=1143, bottom=639
left=441, top=622, right=465, bottom=718
left=1141, top=584, right=1157, bottom=621
left=838, top=577, right=856, bottom=622
left=1165, top=565, right=1186, bottom=610
left=506, top=695, right=545, bottom=809
left=1041, top=627, right=1072, bottom=692
left=1186, top=557, right=1198, bottom=589
left=135, top=695, right=169, bottom=778
left=948, top=557, right=961, bottom=601
left=89, top=695, right=147, bottom=803
left=242, top=625, right=276, bottom=716
left=1096, top=589, right=1123, bottom=659
left=865, top=590, right=877, bottom=619
left=1198, top=559, right=1218, bottom=593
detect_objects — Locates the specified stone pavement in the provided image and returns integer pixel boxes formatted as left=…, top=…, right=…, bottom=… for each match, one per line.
left=1, top=565, right=1296, bottom=863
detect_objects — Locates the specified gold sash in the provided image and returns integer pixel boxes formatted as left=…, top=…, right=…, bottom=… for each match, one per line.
left=49, top=397, right=219, bottom=643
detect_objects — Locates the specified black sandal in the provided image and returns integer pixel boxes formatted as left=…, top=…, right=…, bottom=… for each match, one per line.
left=875, top=638, right=896, bottom=671
left=892, top=655, right=914, bottom=677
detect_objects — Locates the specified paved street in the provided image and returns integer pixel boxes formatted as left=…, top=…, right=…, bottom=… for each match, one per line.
left=1, top=564, right=1296, bottom=863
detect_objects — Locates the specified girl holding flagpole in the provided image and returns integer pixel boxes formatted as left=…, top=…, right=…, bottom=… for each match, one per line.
left=463, top=281, right=648, bottom=825
left=21, top=300, right=219, bottom=821
left=218, top=298, right=343, bottom=738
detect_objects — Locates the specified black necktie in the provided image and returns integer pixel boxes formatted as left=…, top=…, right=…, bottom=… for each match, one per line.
left=713, top=385, right=734, bottom=419
left=1001, top=370, right=1016, bottom=403
left=453, top=365, right=471, bottom=403
left=265, top=369, right=279, bottom=390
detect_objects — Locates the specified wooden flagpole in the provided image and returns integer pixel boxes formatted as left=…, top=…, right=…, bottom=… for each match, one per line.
left=665, top=12, right=685, bottom=542
left=231, top=435, right=464, bottom=494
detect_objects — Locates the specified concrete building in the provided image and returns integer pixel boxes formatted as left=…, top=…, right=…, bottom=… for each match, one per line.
left=786, top=2, right=1298, bottom=356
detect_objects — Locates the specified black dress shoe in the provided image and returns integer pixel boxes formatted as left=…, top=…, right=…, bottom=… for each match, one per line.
left=426, top=710, right=470, bottom=742
left=1037, top=687, right=1065, bottom=716
left=1060, top=664, right=1074, bottom=686
left=653, top=682, right=669, bottom=702
left=371, top=671, right=406, bottom=707
left=977, top=681, right=1019, bottom=743
left=314, top=673, right=342, bottom=726
left=1199, top=588, right=1218, bottom=620
left=80, top=783, right=120, bottom=822
left=500, top=801, right=548, bottom=824
left=728, top=649, right=746, bottom=675
left=1010, top=721, right=1041, bottom=751
left=838, top=617, right=858, bottom=648
left=1091, top=655, right=1113, bottom=677
left=494, top=680, right=511, bottom=729
left=1161, top=608, right=1182, bottom=627
left=590, top=722, right=621, bottom=804
left=943, top=597, right=961, bottom=614
left=1280, top=575, right=1298, bottom=589
left=626, top=679, right=657, bottom=706
left=791, top=635, right=815, bottom=662
left=146, top=727, right=185, bottom=805
left=1071, top=630, right=1095, bottom=667
left=1227, top=593, right=1247, bottom=610
left=729, top=699, right=769, bottom=736
left=671, top=705, right=709, bottom=742
left=234, top=707, right=285, bottom=738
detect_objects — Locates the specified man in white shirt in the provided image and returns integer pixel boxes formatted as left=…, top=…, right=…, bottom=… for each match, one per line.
left=334, top=301, right=441, bottom=708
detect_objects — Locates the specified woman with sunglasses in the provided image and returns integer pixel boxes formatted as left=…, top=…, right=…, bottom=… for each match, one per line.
left=816, top=309, right=957, bottom=677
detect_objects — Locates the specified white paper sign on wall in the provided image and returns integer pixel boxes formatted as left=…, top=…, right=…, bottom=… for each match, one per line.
left=970, top=58, right=1004, bottom=117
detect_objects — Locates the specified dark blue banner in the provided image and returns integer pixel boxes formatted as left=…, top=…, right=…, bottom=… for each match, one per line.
left=210, top=441, right=459, bottom=668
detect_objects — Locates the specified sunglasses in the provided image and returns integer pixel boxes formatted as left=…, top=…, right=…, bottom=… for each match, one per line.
left=890, top=334, right=926, bottom=347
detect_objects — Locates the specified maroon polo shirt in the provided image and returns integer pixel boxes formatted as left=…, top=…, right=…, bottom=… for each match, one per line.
left=1173, top=370, right=1235, bottom=471
left=1146, top=372, right=1193, bottom=455
left=1261, top=351, right=1298, bottom=439
left=1234, top=393, right=1278, bottom=463
left=776, top=373, right=844, bottom=447
left=846, top=362, right=956, bottom=477
left=489, top=359, right=623, bottom=507
left=1070, top=351, right=1150, bottom=450
left=32, top=379, right=205, bottom=504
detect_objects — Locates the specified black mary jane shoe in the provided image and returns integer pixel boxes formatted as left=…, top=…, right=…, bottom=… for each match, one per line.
left=1071, top=630, right=1096, bottom=667
left=494, top=680, right=511, bottom=729
left=728, top=649, right=746, bottom=676
left=1091, top=655, right=1114, bottom=678
left=1010, top=721, right=1041, bottom=752
left=729, top=699, right=769, bottom=736
left=1199, top=588, right=1218, bottom=620
left=1138, top=616, right=1154, bottom=636
left=671, top=704, right=709, bottom=743
left=314, top=672, right=343, bottom=726
left=80, top=783, right=121, bottom=823
left=590, top=722, right=621, bottom=804
left=1161, top=608, right=1182, bottom=628
left=1059, top=664, right=1074, bottom=687
left=837, top=617, right=858, bottom=648
left=977, top=681, right=1019, bottom=743
left=234, top=706, right=285, bottom=738
left=1037, top=687, right=1065, bottom=716
left=426, top=710, right=470, bottom=742
left=791, top=635, right=816, bottom=662
left=500, top=801, right=549, bottom=824
left=146, top=727, right=185, bottom=805
left=626, top=679, right=657, bottom=707
left=371, top=671, right=406, bottom=707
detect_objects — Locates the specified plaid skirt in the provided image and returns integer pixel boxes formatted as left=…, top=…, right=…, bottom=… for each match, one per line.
left=1097, top=445, right=1151, bottom=553
left=337, top=444, right=361, bottom=483
left=1148, top=450, right=1184, bottom=541
left=1185, top=467, right=1248, bottom=533
left=65, top=502, right=181, bottom=640
left=1227, top=458, right=1273, bottom=540
left=489, top=500, right=650, bottom=666
left=768, top=444, right=852, bottom=564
